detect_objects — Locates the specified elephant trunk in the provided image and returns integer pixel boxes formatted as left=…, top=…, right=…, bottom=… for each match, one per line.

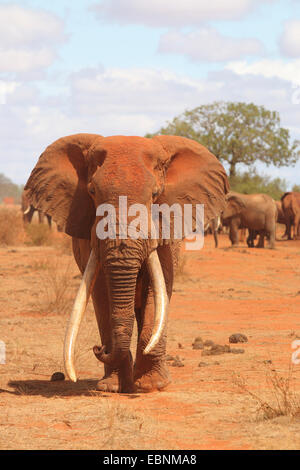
left=94, top=263, right=139, bottom=370
left=63, top=241, right=169, bottom=385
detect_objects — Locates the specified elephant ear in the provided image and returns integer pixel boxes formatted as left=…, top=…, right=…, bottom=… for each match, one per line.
left=24, top=133, right=102, bottom=239
left=224, top=192, right=246, bottom=218
left=153, top=135, right=229, bottom=230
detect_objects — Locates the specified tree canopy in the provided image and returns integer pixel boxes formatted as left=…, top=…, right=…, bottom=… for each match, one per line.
left=229, top=170, right=287, bottom=200
left=147, top=101, right=300, bottom=178
left=0, top=174, right=23, bottom=203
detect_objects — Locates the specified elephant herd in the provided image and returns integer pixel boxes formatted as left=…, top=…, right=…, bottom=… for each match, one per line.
left=22, top=133, right=299, bottom=393
left=210, top=190, right=300, bottom=249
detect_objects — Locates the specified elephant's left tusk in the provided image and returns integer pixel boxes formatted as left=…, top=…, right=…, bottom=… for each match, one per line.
left=63, top=249, right=100, bottom=382
left=143, top=250, right=169, bottom=355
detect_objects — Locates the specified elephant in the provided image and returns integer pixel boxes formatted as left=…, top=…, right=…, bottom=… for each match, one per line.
left=24, top=133, right=229, bottom=393
left=222, top=192, right=277, bottom=249
left=204, top=216, right=221, bottom=248
left=280, top=192, right=300, bottom=240
left=21, top=190, right=52, bottom=228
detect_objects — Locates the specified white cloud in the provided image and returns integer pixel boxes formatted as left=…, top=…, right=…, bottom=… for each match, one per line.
left=280, top=20, right=300, bottom=57
left=0, top=48, right=56, bottom=74
left=0, top=5, right=66, bottom=74
left=158, top=29, right=263, bottom=62
left=226, top=59, right=300, bottom=85
left=91, top=0, right=276, bottom=27
left=0, top=80, right=19, bottom=104
left=1, top=65, right=299, bottom=188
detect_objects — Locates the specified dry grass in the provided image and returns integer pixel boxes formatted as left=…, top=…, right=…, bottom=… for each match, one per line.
left=233, top=364, right=300, bottom=421
left=25, top=223, right=53, bottom=246
left=174, top=253, right=188, bottom=281
left=0, top=206, right=25, bottom=245
left=34, top=258, right=79, bottom=315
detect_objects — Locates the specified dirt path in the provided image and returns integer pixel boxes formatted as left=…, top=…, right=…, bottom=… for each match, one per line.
left=0, top=232, right=300, bottom=449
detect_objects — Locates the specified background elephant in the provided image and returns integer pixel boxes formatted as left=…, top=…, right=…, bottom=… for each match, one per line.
left=21, top=190, right=52, bottom=228
left=280, top=192, right=300, bottom=240
left=24, top=133, right=229, bottom=393
left=204, top=216, right=221, bottom=248
left=222, top=192, right=277, bottom=249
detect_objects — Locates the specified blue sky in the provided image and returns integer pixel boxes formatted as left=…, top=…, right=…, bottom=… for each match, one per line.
left=0, top=0, right=300, bottom=187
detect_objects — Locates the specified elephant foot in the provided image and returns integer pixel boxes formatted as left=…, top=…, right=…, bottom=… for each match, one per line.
left=96, top=372, right=119, bottom=393
left=134, top=361, right=170, bottom=392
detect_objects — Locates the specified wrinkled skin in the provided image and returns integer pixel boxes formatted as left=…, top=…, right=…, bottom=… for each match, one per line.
left=222, top=192, right=277, bottom=249
left=280, top=192, right=300, bottom=240
left=21, top=190, right=52, bottom=228
left=25, top=133, right=229, bottom=393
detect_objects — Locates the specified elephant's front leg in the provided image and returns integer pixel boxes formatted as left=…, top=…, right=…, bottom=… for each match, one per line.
left=134, top=246, right=174, bottom=392
left=229, top=220, right=239, bottom=246
left=72, top=238, right=120, bottom=392
left=92, top=271, right=121, bottom=392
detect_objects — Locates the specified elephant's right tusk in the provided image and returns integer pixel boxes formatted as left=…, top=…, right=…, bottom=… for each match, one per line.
left=143, top=250, right=169, bottom=355
left=23, top=206, right=31, bottom=215
left=63, top=249, right=100, bottom=382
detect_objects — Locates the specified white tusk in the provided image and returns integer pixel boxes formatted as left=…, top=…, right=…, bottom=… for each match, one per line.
left=63, top=249, right=100, bottom=382
left=143, top=250, right=169, bottom=354
left=23, top=206, right=31, bottom=215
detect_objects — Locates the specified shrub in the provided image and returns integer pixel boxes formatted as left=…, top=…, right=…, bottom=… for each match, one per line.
left=0, top=206, right=25, bottom=245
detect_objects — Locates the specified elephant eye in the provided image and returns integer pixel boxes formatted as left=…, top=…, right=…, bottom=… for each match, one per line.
left=88, top=184, right=95, bottom=196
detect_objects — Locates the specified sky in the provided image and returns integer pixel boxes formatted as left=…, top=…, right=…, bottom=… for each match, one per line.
left=0, top=0, right=300, bottom=187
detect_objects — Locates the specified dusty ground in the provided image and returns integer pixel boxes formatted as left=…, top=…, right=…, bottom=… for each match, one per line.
left=0, top=227, right=300, bottom=450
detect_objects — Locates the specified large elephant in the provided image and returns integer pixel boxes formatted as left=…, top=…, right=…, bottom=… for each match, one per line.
left=25, top=133, right=229, bottom=393
left=280, top=192, right=300, bottom=240
left=222, top=192, right=277, bottom=249
left=21, top=190, right=52, bottom=228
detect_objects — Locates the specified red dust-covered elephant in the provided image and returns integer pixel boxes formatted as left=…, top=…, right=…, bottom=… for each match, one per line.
left=25, top=134, right=229, bottom=393
left=281, top=192, right=300, bottom=240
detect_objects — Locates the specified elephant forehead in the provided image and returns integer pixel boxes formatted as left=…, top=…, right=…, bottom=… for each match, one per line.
left=89, top=135, right=166, bottom=164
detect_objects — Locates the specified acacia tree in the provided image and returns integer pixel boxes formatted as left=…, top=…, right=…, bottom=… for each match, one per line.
left=148, top=102, right=300, bottom=178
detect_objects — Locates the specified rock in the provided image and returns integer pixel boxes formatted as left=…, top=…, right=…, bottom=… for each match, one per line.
left=198, top=362, right=209, bottom=367
left=192, top=337, right=204, bottom=349
left=202, top=344, right=230, bottom=356
left=50, top=372, right=65, bottom=382
left=170, top=355, right=185, bottom=367
left=229, top=333, right=248, bottom=344
left=230, top=348, right=245, bottom=354
left=203, top=340, right=215, bottom=347
left=166, top=355, right=175, bottom=361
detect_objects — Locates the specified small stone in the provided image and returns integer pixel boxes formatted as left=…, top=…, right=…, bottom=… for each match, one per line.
left=50, top=372, right=65, bottom=382
left=178, top=343, right=184, bottom=349
left=166, top=355, right=175, bottom=361
left=202, top=344, right=230, bottom=356
left=229, top=333, right=248, bottom=344
left=171, top=356, right=184, bottom=367
left=192, top=341, right=204, bottom=350
left=198, top=362, right=209, bottom=367
left=230, top=348, right=245, bottom=354
left=203, top=340, right=215, bottom=348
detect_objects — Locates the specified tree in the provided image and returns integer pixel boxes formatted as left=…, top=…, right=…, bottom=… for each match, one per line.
left=229, top=170, right=287, bottom=200
left=148, top=102, right=300, bottom=178
left=292, top=184, right=300, bottom=193
left=0, top=174, right=23, bottom=203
